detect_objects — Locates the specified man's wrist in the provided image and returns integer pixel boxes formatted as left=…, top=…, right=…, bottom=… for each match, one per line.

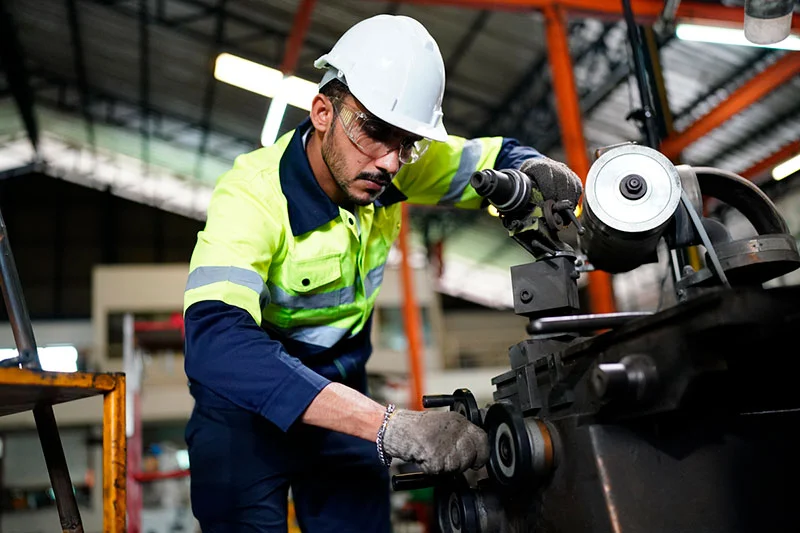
left=376, top=403, right=396, bottom=467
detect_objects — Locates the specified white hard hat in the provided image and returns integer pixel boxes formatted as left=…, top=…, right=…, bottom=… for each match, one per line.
left=314, top=14, right=448, bottom=142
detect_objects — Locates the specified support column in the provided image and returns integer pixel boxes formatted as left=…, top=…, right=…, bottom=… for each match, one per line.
left=544, top=5, right=616, bottom=314
left=399, top=204, right=425, bottom=410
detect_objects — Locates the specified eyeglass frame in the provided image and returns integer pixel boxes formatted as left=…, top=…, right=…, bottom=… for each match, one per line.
left=329, top=96, right=431, bottom=165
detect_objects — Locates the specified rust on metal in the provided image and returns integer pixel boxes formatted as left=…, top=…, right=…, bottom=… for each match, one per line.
left=103, top=376, right=127, bottom=533
left=0, top=368, right=121, bottom=391
left=535, top=419, right=555, bottom=469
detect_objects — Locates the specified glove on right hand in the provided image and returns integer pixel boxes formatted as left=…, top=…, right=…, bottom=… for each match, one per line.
left=382, top=409, right=489, bottom=474
left=519, top=157, right=583, bottom=207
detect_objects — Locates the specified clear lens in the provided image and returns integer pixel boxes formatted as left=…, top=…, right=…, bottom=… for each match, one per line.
left=333, top=98, right=428, bottom=164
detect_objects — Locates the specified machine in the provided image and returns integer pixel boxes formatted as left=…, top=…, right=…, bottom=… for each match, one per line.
left=392, top=142, right=800, bottom=532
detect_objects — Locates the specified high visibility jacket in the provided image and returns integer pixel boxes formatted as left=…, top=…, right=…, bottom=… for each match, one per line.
left=183, top=118, right=540, bottom=430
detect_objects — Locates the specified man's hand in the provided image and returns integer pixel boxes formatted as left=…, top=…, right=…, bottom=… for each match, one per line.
left=520, top=157, right=583, bottom=207
left=382, top=409, right=489, bottom=474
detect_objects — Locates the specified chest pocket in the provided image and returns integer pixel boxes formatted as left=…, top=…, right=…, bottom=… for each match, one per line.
left=376, top=204, right=402, bottom=246
left=279, top=254, right=348, bottom=309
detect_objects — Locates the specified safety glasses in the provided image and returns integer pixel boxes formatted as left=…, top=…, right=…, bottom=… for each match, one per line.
left=331, top=97, right=431, bottom=165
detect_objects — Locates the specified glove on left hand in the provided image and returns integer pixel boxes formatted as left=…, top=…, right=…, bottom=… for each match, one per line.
left=520, top=157, right=583, bottom=207
left=382, top=409, right=489, bottom=474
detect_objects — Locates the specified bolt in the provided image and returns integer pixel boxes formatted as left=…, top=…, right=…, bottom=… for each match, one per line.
left=620, top=174, right=647, bottom=200
left=520, top=290, right=533, bottom=304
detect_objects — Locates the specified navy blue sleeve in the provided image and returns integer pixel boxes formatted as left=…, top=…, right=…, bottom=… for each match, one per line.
left=183, top=300, right=330, bottom=431
left=494, top=137, right=543, bottom=170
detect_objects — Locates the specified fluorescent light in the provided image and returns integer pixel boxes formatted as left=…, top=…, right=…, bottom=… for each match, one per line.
left=0, top=345, right=78, bottom=372
left=261, top=97, right=288, bottom=146
left=676, top=23, right=800, bottom=50
left=214, top=53, right=318, bottom=111
left=773, top=152, right=800, bottom=181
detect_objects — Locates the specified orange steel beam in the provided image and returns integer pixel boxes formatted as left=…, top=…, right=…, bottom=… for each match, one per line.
left=544, top=5, right=616, bottom=314
left=104, top=375, right=127, bottom=533
left=280, top=0, right=317, bottom=75
left=741, top=139, right=800, bottom=180
left=376, top=0, right=800, bottom=31
left=399, top=204, right=425, bottom=411
left=661, top=54, right=800, bottom=161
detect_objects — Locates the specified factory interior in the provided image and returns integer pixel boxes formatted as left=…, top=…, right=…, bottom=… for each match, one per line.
left=0, top=0, right=799, bottom=532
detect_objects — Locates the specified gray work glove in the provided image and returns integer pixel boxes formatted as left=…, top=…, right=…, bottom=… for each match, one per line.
left=382, top=409, right=489, bottom=474
left=520, top=157, right=583, bottom=207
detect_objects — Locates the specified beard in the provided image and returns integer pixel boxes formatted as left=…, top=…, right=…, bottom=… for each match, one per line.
left=322, top=124, right=393, bottom=206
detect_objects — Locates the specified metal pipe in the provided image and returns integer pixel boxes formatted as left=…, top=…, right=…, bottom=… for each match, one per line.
left=279, top=0, right=317, bottom=76
left=399, top=204, right=425, bottom=411
left=0, top=207, right=40, bottom=369
left=104, top=377, right=127, bottom=533
left=622, top=0, right=661, bottom=149
left=33, top=406, right=86, bottom=533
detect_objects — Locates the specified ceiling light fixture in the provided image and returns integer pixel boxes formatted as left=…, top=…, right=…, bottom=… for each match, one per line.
left=213, top=53, right=318, bottom=111
left=675, top=23, right=800, bottom=50
left=675, top=24, right=800, bottom=50
left=772, top=152, right=800, bottom=181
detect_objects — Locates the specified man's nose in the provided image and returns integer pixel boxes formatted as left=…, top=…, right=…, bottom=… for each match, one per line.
left=374, top=149, right=401, bottom=175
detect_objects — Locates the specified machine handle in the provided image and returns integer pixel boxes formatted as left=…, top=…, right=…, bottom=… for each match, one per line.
left=422, top=394, right=455, bottom=408
left=391, top=472, right=440, bottom=491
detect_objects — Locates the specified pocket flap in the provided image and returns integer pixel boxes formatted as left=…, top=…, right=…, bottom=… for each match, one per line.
left=287, top=255, right=342, bottom=292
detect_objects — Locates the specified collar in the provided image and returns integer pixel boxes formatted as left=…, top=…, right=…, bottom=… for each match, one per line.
left=279, top=118, right=341, bottom=236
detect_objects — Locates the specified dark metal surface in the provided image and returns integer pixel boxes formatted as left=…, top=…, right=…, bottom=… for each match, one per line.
left=490, top=286, right=800, bottom=532
left=511, top=256, right=581, bottom=319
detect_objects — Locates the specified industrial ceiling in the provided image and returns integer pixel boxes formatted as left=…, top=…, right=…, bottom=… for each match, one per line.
left=0, top=0, right=798, bottom=309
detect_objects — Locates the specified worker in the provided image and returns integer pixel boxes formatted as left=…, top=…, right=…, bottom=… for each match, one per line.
left=182, top=13, right=582, bottom=533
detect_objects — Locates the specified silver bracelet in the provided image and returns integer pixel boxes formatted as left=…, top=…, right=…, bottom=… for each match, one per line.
left=376, top=403, right=396, bottom=467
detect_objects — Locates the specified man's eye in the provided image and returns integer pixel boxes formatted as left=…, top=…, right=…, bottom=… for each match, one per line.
left=362, top=121, right=392, bottom=140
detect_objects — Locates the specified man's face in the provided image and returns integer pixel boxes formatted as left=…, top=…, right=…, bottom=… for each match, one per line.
left=321, top=96, right=422, bottom=206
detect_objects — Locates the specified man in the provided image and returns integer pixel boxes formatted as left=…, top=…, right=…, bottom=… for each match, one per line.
left=183, top=13, right=582, bottom=533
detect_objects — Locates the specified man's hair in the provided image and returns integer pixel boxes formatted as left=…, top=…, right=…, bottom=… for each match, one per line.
left=320, top=78, right=350, bottom=102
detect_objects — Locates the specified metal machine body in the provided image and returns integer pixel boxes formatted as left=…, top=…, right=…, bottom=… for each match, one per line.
left=393, top=143, right=800, bottom=533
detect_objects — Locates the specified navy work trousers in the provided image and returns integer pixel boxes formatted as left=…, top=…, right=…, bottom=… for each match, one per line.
left=184, top=383, right=391, bottom=532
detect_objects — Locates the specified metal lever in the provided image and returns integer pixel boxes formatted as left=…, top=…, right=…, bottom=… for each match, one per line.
left=391, top=472, right=440, bottom=491
left=422, top=394, right=455, bottom=408
left=528, top=312, right=653, bottom=334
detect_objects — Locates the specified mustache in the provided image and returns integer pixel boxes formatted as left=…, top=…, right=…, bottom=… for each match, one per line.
left=357, top=171, right=393, bottom=187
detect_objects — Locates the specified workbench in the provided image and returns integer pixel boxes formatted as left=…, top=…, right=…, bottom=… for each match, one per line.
left=0, top=367, right=126, bottom=533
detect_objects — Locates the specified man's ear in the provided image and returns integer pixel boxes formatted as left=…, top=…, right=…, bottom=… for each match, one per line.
left=309, top=94, right=333, bottom=134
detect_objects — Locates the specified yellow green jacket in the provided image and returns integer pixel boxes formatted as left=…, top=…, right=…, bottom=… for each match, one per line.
left=183, top=118, right=541, bottom=430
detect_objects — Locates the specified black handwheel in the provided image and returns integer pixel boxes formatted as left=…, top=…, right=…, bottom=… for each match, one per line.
left=452, top=388, right=482, bottom=427
left=485, top=402, right=534, bottom=490
left=434, top=474, right=479, bottom=533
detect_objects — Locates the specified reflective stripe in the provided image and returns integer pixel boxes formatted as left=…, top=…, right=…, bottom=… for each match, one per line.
left=275, top=324, right=350, bottom=348
left=268, top=282, right=356, bottom=310
left=365, top=263, right=386, bottom=299
left=440, top=139, right=482, bottom=205
left=186, top=266, right=269, bottom=304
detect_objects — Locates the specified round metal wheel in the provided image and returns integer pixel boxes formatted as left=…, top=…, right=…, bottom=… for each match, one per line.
left=485, top=403, right=534, bottom=490
left=434, top=475, right=479, bottom=533
left=452, top=389, right=482, bottom=427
